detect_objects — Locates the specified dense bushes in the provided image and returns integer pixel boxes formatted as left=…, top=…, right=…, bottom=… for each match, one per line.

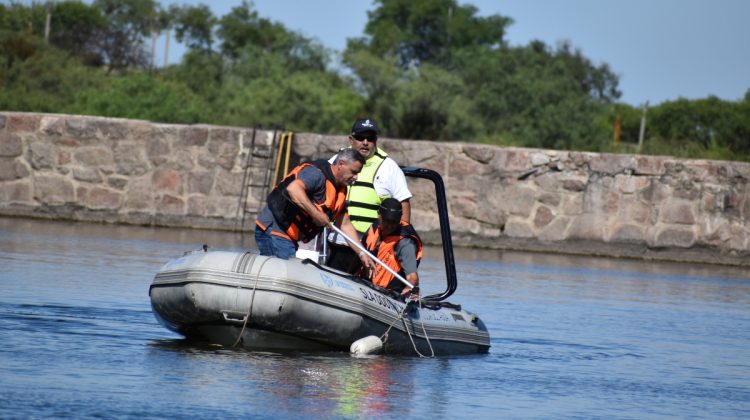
left=1, top=0, right=747, bottom=161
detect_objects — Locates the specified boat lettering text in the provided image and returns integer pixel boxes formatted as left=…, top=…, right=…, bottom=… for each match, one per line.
left=334, top=279, right=354, bottom=291
left=422, top=311, right=451, bottom=322
left=320, top=273, right=355, bottom=291
left=359, top=287, right=402, bottom=313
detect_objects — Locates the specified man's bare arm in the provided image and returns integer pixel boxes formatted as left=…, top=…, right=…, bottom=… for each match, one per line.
left=287, top=180, right=328, bottom=226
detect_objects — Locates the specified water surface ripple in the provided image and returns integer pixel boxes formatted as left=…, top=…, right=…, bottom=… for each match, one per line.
left=1, top=218, right=748, bottom=418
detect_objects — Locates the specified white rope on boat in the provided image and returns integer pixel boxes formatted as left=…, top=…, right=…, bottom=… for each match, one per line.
left=232, top=255, right=273, bottom=348
left=404, top=299, right=435, bottom=358
left=380, top=299, right=435, bottom=358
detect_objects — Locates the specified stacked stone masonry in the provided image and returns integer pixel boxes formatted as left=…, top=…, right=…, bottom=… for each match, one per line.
left=1, top=112, right=748, bottom=266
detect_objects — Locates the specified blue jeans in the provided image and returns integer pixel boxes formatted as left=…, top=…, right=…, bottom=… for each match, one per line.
left=255, top=225, right=297, bottom=259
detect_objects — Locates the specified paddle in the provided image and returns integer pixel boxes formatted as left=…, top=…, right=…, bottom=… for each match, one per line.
left=326, top=222, right=415, bottom=290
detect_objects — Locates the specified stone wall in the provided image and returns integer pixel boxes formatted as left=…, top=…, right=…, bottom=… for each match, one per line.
left=1, top=112, right=748, bottom=266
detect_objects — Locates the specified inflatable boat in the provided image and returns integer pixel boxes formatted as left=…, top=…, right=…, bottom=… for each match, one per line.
left=149, top=167, right=490, bottom=356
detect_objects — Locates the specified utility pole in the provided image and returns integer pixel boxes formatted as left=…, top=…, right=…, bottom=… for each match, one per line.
left=44, top=2, right=52, bottom=43
left=150, top=30, right=157, bottom=70
left=637, top=101, right=649, bottom=153
left=163, top=26, right=171, bottom=67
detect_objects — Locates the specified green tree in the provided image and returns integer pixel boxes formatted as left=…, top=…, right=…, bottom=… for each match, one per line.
left=216, top=1, right=328, bottom=71
left=0, top=2, right=47, bottom=34
left=649, top=96, right=750, bottom=156
left=595, top=102, right=642, bottom=153
left=216, top=1, right=278, bottom=60
left=0, top=44, right=106, bottom=113
left=0, top=2, right=46, bottom=75
left=217, top=52, right=363, bottom=132
left=453, top=40, right=619, bottom=149
left=354, top=0, right=511, bottom=68
left=1, top=0, right=746, bottom=162
left=70, top=71, right=208, bottom=123
left=381, top=64, right=483, bottom=140
left=344, top=0, right=620, bottom=146
left=163, top=49, right=225, bottom=109
left=92, top=0, right=158, bottom=72
left=172, top=3, right=216, bottom=54
left=48, top=1, right=107, bottom=66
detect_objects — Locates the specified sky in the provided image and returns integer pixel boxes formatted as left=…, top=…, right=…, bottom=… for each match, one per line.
left=155, top=0, right=750, bottom=106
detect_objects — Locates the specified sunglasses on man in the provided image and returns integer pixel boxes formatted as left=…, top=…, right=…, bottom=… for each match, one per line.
left=352, top=134, right=377, bottom=143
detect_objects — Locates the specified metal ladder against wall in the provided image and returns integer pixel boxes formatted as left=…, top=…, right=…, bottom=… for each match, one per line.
left=235, top=126, right=271, bottom=234
left=235, top=129, right=294, bottom=235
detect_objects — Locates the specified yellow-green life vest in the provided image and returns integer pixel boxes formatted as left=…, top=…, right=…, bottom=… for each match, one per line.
left=347, top=147, right=388, bottom=232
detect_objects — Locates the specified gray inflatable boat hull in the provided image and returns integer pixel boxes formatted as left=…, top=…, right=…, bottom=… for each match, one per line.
left=149, top=251, right=490, bottom=355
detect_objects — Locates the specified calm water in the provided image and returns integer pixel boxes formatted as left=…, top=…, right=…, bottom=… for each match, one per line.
left=1, top=217, right=749, bottom=419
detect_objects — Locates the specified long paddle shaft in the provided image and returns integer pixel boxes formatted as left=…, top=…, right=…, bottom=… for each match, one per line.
left=326, top=223, right=414, bottom=290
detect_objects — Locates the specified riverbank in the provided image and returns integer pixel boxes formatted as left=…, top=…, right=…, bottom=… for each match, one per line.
left=1, top=112, right=748, bottom=266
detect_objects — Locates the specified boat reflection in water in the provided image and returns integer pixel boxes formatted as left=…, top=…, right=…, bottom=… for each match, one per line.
left=269, top=355, right=411, bottom=416
left=331, top=357, right=408, bottom=416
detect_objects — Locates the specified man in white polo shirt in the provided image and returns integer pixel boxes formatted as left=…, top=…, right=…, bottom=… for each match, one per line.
left=326, top=118, right=412, bottom=274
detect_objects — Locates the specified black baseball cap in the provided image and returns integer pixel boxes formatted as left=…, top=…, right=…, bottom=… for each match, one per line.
left=351, top=118, right=379, bottom=136
left=378, top=198, right=402, bottom=222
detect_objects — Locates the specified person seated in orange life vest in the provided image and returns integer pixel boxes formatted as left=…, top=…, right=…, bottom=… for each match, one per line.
left=361, top=198, right=423, bottom=298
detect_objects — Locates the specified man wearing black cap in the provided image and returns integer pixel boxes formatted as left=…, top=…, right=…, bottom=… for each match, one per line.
left=361, top=198, right=422, bottom=297
left=326, top=118, right=412, bottom=274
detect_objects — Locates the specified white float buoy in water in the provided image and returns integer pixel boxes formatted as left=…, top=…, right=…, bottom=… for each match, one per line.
left=350, top=335, right=383, bottom=356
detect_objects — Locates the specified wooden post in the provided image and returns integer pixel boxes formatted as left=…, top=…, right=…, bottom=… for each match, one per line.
left=613, top=115, right=622, bottom=143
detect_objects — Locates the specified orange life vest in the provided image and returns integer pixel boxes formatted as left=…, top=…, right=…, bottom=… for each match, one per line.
left=266, top=160, right=347, bottom=242
left=362, top=220, right=423, bottom=289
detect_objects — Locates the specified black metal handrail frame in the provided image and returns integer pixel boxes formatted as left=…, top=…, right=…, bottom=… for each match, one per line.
left=401, top=166, right=457, bottom=301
